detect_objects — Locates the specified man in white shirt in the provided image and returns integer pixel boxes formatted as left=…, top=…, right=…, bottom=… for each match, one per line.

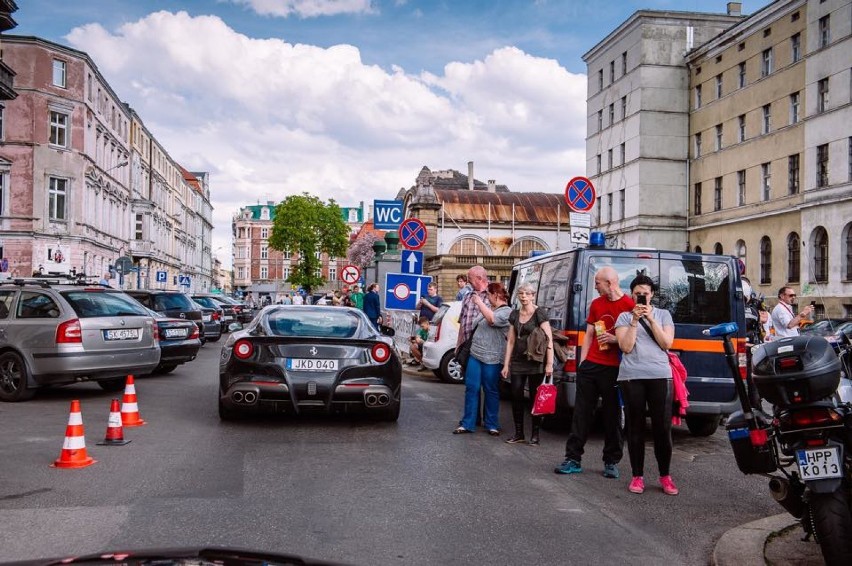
left=770, top=286, right=814, bottom=338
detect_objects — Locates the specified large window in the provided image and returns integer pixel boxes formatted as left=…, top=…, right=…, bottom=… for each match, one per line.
left=260, top=266, right=268, bottom=279
left=714, top=242, right=723, bottom=255
left=791, top=33, right=801, bottom=62
left=260, top=245, right=268, bottom=259
left=49, top=111, right=69, bottom=147
left=449, top=236, right=490, bottom=256
left=737, top=170, right=746, bottom=206
left=761, top=163, right=771, bottom=201
left=134, top=213, right=143, bottom=240
left=762, top=104, right=771, bottom=134
left=817, top=144, right=829, bottom=187
left=716, top=74, right=723, bottom=99
left=52, top=59, right=66, bottom=88
left=48, top=177, right=67, bottom=220
left=761, top=48, right=773, bottom=77
left=738, top=114, right=746, bottom=142
left=694, top=182, right=702, bottom=215
left=608, top=103, right=614, bottom=125
left=738, top=62, right=746, bottom=88
left=819, top=15, right=830, bottom=48
left=788, top=154, right=800, bottom=195
left=812, top=227, right=829, bottom=283
left=715, top=124, right=723, bottom=151
left=760, top=236, right=772, bottom=284
left=789, top=92, right=800, bottom=124
left=787, top=232, right=800, bottom=283
left=621, top=96, right=627, bottom=120
left=714, top=177, right=722, bottom=211
left=695, top=85, right=702, bottom=109
left=844, top=223, right=852, bottom=281
left=597, top=110, right=603, bottom=131
left=695, top=133, right=702, bottom=157
left=0, top=104, right=4, bottom=141
left=508, top=237, right=547, bottom=257
left=818, top=78, right=829, bottom=113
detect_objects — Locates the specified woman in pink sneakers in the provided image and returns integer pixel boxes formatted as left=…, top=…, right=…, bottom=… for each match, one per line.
left=614, top=275, right=679, bottom=496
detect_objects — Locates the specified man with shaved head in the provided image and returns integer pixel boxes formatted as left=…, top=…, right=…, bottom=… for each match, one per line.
left=555, top=265, right=634, bottom=479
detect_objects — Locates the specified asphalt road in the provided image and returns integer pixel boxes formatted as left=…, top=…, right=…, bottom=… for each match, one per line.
left=0, top=341, right=781, bottom=565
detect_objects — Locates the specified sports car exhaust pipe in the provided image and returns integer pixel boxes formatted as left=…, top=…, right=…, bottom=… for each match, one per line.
left=377, top=394, right=390, bottom=406
left=366, top=393, right=378, bottom=406
left=232, top=391, right=244, bottom=403
left=243, top=391, right=257, bottom=404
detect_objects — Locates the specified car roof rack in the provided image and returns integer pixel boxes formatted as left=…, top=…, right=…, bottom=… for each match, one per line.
left=0, top=276, right=106, bottom=288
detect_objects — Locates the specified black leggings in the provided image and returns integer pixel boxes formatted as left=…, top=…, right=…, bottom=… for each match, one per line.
left=621, top=379, right=673, bottom=477
left=510, top=372, right=544, bottom=428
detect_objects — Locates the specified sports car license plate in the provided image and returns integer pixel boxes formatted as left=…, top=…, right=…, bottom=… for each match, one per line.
left=164, top=328, right=188, bottom=339
left=103, top=328, right=140, bottom=341
left=796, top=447, right=842, bottom=480
left=286, top=358, right=338, bottom=371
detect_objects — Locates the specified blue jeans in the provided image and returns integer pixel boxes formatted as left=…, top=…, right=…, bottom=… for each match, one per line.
left=460, top=356, right=501, bottom=431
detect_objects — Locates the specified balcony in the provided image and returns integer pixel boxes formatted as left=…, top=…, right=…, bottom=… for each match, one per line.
left=130, top=239, right=155, bottom=258
left=0, top=59, right=16, bottom=101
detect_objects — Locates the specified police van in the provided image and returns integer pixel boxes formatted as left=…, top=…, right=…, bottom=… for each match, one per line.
left=508, top=239, right=746, bottom=436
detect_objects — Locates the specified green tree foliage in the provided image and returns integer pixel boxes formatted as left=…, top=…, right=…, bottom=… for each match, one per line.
left=268, top=193, right=349, bottom=294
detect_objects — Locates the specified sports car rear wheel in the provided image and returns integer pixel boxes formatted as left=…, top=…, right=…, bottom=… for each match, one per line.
left=377, top=395, right=401, bottom=422
left=218, top=398, right=240, bottom=421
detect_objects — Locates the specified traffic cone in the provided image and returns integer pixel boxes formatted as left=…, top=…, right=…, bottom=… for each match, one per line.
left=97, top=398, right=131, bottom=445
left=120, top=375, right=146, bottom=427
left=51, top=400, right=96, bottom=468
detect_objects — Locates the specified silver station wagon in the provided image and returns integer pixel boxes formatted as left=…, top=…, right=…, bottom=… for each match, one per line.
left=0, top=279, right=161, bottom=401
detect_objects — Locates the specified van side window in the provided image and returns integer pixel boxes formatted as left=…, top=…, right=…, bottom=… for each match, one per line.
left=586, top=256, right=655, bottom=315
left=17, top=292, right=61, bottom=319
left=538, top=259, right=573, bottom=330
left=512, top=263, right=543, bottom=305
left=659, top=259, right=731, bottom=324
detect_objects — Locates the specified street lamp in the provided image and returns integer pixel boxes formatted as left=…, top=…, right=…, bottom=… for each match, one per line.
left=105, top=161, right=129, bottom=173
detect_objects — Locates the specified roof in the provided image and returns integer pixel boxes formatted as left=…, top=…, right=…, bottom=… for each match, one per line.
left=179, top=166, right=203, bottom=194
left=435, top=189, right=569, bottom=225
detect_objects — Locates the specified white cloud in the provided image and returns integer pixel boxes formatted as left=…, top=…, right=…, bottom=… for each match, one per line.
left=230, top=0, right=375, bottom=18
left=64, top=10, right=587, bottom=267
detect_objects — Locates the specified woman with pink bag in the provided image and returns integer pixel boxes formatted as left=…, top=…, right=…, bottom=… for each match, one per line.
left=501, top=282, right=554, bottom=446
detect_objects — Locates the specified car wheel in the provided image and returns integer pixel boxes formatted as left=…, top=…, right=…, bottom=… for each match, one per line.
left=439, top=351, right=464, bottom=384
left=685, top=415, right=720, bottom=437
left=157, top=364, right=178, bottom=375
left=377, top=394, right=401, bottom=422
left=98, top=377, right=126, bottom=392
left=0, top=351, right=36, bottom=402
left=218, top=397, right=240, bottom=421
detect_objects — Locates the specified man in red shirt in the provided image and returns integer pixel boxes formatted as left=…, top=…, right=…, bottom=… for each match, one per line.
left=555, top=265, right=634, bottom=479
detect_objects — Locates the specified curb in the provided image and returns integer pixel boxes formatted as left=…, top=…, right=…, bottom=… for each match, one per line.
left=712, top=513, right=797, bottom=566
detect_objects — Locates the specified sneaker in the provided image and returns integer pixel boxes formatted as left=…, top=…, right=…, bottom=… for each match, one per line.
left=554, top=459, right=582, bottom=474
left=505, top=434, right=525, bottom=444
left=660, top=475, right=679, bottom=496
left=603, top=463, right=620, bottom=479
left=628, top=476, right=645, bottom=494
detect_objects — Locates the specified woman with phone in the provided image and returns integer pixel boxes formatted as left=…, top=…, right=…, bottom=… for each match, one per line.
left=614, top=274, right=677, bottom=496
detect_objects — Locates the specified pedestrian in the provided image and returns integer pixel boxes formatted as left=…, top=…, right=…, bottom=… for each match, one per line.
left=554, top=265, right=632, bottom=479
left=502, top=282, right=554, bottom=446
left=350, top=284, right=364, bottom=310
left=453, top=281, right=511, bottom=435
left=292, top=293, right=304, bottom=305
left=99, top=272, right=110, bottom=287
left=281, top=294, right=292, bottom=305
left=770, top=286, right=813, bottom=338
left=363, top=283, right=382, bottom=329
left=455, top=274, right=472, bottom=301
left=245, top=292, right=255, bottom=309
left=408, top=316, right=430, bottom=366
left=614, top=274, right=678, bottom=495
left=418, top=282, right=443, bottom=321
left=454, top=265, right=490, bottom=429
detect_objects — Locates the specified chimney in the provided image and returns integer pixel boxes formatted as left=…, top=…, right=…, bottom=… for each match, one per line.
left=487, top=180, right=496, bottom=193
left=726, top=2, right=741, bottom=16
left=468, top=161, right=474, bottom=191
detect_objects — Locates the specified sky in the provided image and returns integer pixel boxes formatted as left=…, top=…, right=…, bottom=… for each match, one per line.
left=13, top=0, right=735, bottom=268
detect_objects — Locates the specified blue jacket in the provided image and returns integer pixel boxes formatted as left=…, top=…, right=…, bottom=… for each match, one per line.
left=364, top=290, right=381, bottom=324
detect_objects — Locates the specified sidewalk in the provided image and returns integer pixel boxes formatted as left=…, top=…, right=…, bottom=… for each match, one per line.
left=713, top=513, right=823, bottom=565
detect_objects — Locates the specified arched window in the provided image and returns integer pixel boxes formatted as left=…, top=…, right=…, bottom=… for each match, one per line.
left=714, top=242, right=723, bottom=255
left=843, top=223, right=852, bottom=281
left=694, top=245, right=702, bottom=253
left=787, top=232, right=800, bottom=283
left=759, top=236, right=772, bottom=284
left=448, top=236, right=491, bottom=256
left=508, top=237, right=548, bottom=257
left=735, top=239, right=747, bottom=268
left=812, top=227, right=828, bottom=283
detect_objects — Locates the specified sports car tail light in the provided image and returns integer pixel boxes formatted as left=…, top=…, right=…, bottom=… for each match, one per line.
left=233, top=339, right=254, bottom=360
left=371, top=343, right=391, bottom=363
left=56, top=319, right=83, bottom=343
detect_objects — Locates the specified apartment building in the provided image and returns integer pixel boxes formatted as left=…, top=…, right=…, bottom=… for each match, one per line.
left=231, top=202, right=365, bottom=301
left=583, top=7, right=742, bottom=250
left=0, top=36, right=214, bottom=291
left=687, top=0, right=851, bottom=315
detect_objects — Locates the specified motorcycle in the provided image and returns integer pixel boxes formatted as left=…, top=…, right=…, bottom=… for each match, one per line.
left=707, top=322, right=852, bottom=565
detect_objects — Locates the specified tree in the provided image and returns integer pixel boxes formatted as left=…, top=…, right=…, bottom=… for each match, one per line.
left=347, top=231, right=381, bottom=272
left=268, top=193, right=349, bottom=294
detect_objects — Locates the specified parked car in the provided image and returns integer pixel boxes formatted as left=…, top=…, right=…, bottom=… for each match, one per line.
left=0, top=279, right=160, bottom=401
left=802, top=319, right=852, bottom=353
left=219, top=305, right=400, bottom=421
left=125, top=290, right=204, bottom=342
left=214, top=295, right=254, bottom=323
left=189, top=296, right=225, bottom=340
left=145, top=308, right=202, bottom=374
left=421, top=301, right=464, bottom=384
left=192, top=293, right=238, bottom=330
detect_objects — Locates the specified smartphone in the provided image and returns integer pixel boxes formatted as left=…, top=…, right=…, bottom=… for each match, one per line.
left=637, top=295, right=647, bottom=305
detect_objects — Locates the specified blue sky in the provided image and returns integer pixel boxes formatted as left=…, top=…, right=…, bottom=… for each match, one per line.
left=11, top=0, right=736, bottom=263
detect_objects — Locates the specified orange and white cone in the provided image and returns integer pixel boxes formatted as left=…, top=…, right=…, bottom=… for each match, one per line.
left=120, top=375, right=146, bottom=427
left=98, top=398, right=131, bottom=445
left=52, top=399, right=96, bottom=468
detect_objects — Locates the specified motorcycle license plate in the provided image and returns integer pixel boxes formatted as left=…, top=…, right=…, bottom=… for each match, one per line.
left=796, top=447, right=842, bottom=480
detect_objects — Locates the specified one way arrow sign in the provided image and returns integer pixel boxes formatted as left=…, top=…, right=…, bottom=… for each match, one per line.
left=401, top=250, right=423, bottom=275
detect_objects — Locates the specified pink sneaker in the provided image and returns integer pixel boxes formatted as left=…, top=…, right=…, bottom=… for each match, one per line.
left=628, top=476, right=644, bottom=494
left=660, top=475, right=679, bottom=496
